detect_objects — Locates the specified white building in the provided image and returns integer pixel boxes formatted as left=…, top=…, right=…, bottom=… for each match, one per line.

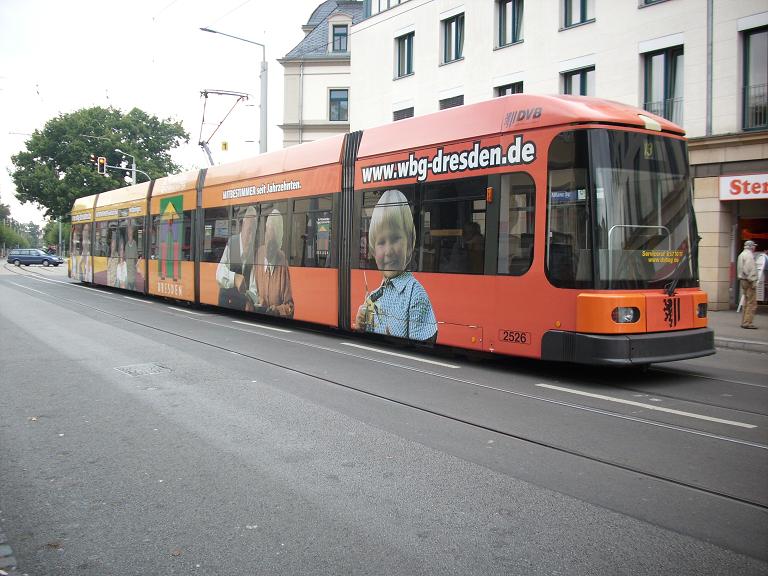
left=348, top=0, right=767, bottom=310
left=279, top=1, right=364, bottom=147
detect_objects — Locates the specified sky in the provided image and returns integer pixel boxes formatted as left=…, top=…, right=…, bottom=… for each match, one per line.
left=0, top=0, right=326, bottom=225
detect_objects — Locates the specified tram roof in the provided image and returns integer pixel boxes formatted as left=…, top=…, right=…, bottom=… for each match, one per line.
left=152, top=169, right=199, bottom=198
left=94, top=181, right=150, bottom=208
left=357, top=94, right=684, bottom=158
left=204, top=133, right=345, bottom=187
left=70, top=193, right=98, bottom=214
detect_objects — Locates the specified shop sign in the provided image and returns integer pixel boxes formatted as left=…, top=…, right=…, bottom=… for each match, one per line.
left=719, top=173, right=768, bottom=201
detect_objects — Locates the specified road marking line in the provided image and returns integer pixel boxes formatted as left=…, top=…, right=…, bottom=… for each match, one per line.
left=232, top=320, right=292, bottom=333
left=168, top=306, right=202, bottom=315
left=341, top=342, right=459, bottom=369
left=9, top=282, right=48, bottom=296
left=124, top=296, right=153, bottom=304
left=536, top=384, right=757, bottom=429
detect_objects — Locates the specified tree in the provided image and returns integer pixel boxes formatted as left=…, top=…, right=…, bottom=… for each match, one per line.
left=10, top=107, right=189, bottom=219
left=0, top=222, right=30, bottom=250
left=0, top=203, right=10, bottom=221
left=43, top=219, right=70, bottom=251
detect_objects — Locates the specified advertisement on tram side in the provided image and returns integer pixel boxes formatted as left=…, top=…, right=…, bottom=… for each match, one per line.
left=91, top=199, right=146, bottom=292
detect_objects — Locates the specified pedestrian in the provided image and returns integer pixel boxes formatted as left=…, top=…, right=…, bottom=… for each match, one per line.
left=737, top=239, right=758, bottom=329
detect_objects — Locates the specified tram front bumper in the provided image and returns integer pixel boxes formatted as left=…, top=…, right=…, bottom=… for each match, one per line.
left=541, top=327, right=715, bottom=366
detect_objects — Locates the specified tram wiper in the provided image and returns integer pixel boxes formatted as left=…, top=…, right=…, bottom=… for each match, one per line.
left=664, top=251, right=689, bottom=296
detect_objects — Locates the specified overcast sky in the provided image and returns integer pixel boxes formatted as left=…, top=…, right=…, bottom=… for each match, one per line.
left=0, top=0, right=325, bottom=225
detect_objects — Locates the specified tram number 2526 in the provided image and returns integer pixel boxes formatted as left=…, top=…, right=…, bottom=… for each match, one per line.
left=498, top=330, right=531, bottom=345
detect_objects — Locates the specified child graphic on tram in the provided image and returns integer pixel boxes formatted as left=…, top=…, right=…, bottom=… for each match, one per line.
left=355, top=189, right=437, bottom=342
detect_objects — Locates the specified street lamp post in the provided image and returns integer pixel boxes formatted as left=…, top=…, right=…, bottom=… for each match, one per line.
left=115, top=148, right=137, bottom=185
left=200, top=27, right=268, bottom=154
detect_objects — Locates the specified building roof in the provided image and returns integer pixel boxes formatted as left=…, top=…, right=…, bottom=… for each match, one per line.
left=282, top=1, right=364, bottom=61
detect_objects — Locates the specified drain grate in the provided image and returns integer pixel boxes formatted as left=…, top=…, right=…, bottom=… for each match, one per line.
left=114, top=363, right=171, bottom=377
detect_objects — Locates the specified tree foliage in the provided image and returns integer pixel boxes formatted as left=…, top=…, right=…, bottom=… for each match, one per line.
left=0, top=223, right=31, bottom=250
left=43, top=219, right=71, bottom=250
left=11, top=107, right=189, bottom=219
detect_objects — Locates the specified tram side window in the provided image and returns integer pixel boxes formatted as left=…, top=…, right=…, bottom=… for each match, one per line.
left=256, top=200, right=290, bottom=266
left=497, top=173, right=536, bottom=275
left=358, top=186, right=418, bottom=271
left=119, top=217, right=144, bottom=261
left=547, top=131, right=593, bottom=288
left=94, top=221, right=111, bottom=257
left=419, top=176, right=487, bottom=274
left=202, top=207, right=231, bottom=263
left=152, top=210, right=194, bottom=262
left=290, top=196, right=333, bottom=267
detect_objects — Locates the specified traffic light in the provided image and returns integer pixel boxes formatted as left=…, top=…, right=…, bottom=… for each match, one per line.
left=89, top=153, right=97, bottom=165
left=97, top=156, right=107, bottom=175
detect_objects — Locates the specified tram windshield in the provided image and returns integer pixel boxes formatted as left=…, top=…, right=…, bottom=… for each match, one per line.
left=547, top=129, right=699, bottom=290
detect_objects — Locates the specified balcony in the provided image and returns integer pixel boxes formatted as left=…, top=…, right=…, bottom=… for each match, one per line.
left=743, top=83, right=768, bottom=131
left=644, top=97, right=684, bottom=126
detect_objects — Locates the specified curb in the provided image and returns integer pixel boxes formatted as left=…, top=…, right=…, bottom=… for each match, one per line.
left=0, top=529, right=17, bottom=573
left=714, top=337, right=768, bottom=354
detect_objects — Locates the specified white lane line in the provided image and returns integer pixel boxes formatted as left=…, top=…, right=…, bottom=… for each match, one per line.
left=232, top=320, right=292, bottom=333
left=341, top=342, right=460, bottom=369
left=536, top=384, right=757, bottom=429
left=75, top=284, right=111, bottom=295
left=124, top=296, right=153, bottom=304
left=9, top=282, right=48, bottom=296
left=168, top=306, right=203, bottom=315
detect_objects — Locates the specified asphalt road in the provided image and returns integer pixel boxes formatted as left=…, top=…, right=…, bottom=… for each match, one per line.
left=1, top=264, right=766, bottom=575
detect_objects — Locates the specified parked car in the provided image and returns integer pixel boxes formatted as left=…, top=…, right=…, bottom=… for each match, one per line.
left=6, top=248, right=65, bottom=267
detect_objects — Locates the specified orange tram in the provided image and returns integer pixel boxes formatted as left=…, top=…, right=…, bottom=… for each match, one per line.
left=69, top=94, right=714, bottom=366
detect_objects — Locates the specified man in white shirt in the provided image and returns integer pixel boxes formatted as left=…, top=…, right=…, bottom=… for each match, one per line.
left=216, top=206, right=258, bottom=310
left=736, top=239, right=758, bottom=329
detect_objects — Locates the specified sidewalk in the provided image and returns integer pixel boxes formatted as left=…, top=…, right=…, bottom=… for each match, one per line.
left=708, top=304, right=768, bottom=354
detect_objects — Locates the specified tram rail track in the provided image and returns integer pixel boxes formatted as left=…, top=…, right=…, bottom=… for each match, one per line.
left=3, top=262, right=767, bottom=512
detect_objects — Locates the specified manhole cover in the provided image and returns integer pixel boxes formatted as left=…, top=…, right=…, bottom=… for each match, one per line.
left=114, top=363, right=171, bottom=377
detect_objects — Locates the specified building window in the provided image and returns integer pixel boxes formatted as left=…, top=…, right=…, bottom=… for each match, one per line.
left=498, top=0, right=523, bottom=47
left=329, top=89, right=348, bottom=121
left=332, top=25, right=348, bottom=52
left=562, top=67, right=594, bottom=96
left=644, top=46, right=684, bottom=125
left=393, top=107, right=414, bottom=121
left=563, top=0, right=594, bottom=28
left=743, top=27, right=767, bottom=130
left=496, top=82, right=523, bottom=96
left=439, top=95, right=464, bottom=110
left=396, top=32, right=414, bottom=78
left=442, top=13, right=464, bottom=63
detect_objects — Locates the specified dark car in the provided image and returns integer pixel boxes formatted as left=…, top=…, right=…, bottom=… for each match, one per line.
left=6, top=248, right=65, bottom=267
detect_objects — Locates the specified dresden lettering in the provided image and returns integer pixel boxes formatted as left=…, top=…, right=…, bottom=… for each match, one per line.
left=360, top=136, right=537, bottom=184
left=157, top=281, right=183, bottom=297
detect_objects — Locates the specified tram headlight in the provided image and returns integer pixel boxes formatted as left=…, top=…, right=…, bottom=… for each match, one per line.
left=611, top=307, right=640, bottom=324
left=697, top=303, right=708, bottom=318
